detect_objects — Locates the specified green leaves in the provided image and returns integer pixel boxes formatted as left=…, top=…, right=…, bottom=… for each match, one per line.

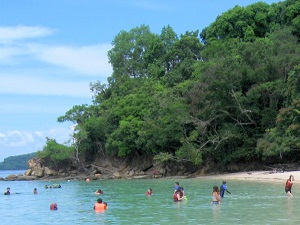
left=53, top=0, right=300, bottom=168
left=37, top=138, right=75, bottom=169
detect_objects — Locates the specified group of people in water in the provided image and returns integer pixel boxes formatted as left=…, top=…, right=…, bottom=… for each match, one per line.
left=45, top=184, right=61, bottom=189
left=3, top=174, right=295, bottom=211
left=210, top=181, right=231, bottom=204
left=3, top=187, right=38, bottom=195
left=210, top=174, right=295, bottom=205
left=92, top=188, right=108, bottom=212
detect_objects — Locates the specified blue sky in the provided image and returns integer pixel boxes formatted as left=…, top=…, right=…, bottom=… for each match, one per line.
left=0, top=0, right=280, bottom=161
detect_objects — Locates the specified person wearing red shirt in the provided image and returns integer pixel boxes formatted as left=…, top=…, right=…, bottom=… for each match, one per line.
left=285, top=175, right=294, bottom=196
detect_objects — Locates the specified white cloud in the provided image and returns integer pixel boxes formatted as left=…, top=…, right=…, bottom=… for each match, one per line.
left=0, top=25, right=112, bottom=98
left=0, top=42, right=112, bottom=77
left=0, top=130, right=34, bottom=147
left=0, top=73, right=92, bottom=97
left=36, top=44, right=112, bottom=76
left=0, top=25, right=54, bottom=43
left=0, top=46, right=25, bottom=64
left=0, top=126, right=73, bottom=161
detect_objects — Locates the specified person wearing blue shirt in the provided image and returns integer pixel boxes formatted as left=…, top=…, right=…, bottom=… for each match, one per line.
left=174, top=182, right=180, bottom=192
left=220, top=181, right=231, bottom=197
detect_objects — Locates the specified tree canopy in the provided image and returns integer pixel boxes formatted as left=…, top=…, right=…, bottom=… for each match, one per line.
left=38, top=0, right=300, bottom=170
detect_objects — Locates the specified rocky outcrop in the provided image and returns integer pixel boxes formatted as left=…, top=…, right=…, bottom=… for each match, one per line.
left=1, top=154, right=201, bottom=181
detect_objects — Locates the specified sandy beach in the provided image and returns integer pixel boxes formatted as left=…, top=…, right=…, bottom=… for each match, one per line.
left=200, top=170, right=300, bottom=183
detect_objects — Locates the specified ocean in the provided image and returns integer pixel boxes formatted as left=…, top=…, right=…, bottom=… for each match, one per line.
left=0, top=170, right=299, bottom=224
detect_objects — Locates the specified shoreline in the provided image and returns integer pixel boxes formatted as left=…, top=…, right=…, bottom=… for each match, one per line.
left=196, top=170, right=300, bottom=183
left=1, top=170, right=300, bottom=182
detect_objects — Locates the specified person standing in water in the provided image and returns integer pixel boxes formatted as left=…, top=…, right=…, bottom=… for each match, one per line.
left=220, top=181, right=231, bottom=197
left=173, top=189, right=184, bottom=202
left=285, top=175, right=294, bottom=196
left=211, top=186, right=221, bottom=204
left=94, top=198, right=107, bottom=212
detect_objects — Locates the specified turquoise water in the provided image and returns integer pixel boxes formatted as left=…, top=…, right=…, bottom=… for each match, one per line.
left=1, top=171, right=299, bottom=224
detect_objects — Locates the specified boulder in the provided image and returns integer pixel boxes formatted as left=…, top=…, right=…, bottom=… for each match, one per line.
left=31, top=167, right=44, bottom=177
left=94, top=173, right=101, bottom=179
left=113, top=172, right=122, bottom=179
left=28, top=157, right=42, bottom=169
left=25, top=169, right=32, bottom=176
left=17, top=175, right=37, bottom=181
left=44, top=167, right=56, bottom=176
left=6, top=174, right=18, bottom=180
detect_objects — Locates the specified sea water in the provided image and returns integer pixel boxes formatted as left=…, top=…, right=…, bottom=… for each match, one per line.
left=0, top=170, right=299, bottom=225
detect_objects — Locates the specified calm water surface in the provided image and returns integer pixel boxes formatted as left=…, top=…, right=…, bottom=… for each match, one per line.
left=1, top=170, right=299, bottom=224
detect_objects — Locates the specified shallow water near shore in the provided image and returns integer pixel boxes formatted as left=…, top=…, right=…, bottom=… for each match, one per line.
left=1, top=170, right=300, bottom=224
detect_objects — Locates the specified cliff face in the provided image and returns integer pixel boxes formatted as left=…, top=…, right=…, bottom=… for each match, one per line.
left=21, top=155, right=200, bottom=180
left=2, top=155, right=290, bottom=181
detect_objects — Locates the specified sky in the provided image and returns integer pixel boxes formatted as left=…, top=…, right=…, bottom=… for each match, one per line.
left=0, top=0, right=281, bottom=162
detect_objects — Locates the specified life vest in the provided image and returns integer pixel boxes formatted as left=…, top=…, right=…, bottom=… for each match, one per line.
left=94, top=203, right=107, bottom=212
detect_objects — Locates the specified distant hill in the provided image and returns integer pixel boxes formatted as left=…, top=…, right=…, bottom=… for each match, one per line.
left=0, top=152, right=37, bottom=170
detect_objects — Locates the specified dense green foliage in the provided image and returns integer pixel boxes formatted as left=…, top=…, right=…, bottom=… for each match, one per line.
left=0, top=152, right=36, bottom=170
left=37, top=138, right=75, bottom=169
left=39, top=0, right=300, bottom=169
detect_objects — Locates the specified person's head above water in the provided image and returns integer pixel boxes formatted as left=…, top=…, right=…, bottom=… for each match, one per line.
left=97, top=198, right=103, bottom=203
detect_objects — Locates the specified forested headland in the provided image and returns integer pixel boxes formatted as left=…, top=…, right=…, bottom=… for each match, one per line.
left=37, top=0, right=300, bottom=175
left=0, top=152, right=36, bottom=170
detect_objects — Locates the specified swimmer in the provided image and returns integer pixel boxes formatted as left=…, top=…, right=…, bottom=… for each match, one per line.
left=95, top=189, right=104, bottom=195
left=50, top=203, right=58, bottom=210
left=174, top=182, right=180, bottom=193
left=211, top=186, right=221, bottom=204
left=173, top=182, right=184, bottom=195
left=33, top=188, right=38, bottom=194
left=4, top=187, right=10, bottom=195
left=94, top=198, right=107, bottom=211
left=146, top=188, right=153, bottom=195
left=173, top=190, right=184, bottom=202
left=86, top=178, right=91, bottom=183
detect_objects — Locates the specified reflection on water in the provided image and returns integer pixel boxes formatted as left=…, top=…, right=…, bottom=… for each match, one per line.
left=212, top=204, right=221, bottom=222
left=0, top=174, right=299, bottom=224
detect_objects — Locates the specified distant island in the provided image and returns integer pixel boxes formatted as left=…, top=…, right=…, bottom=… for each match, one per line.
left=0, top=152, right=36, bottom=170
